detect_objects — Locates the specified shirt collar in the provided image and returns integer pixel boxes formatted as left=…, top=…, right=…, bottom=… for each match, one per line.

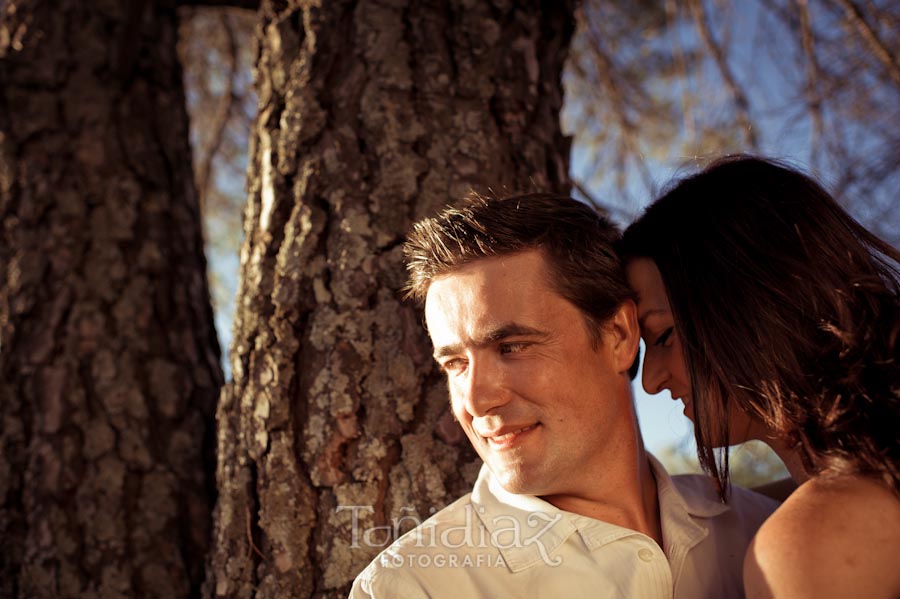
left=470, top=465, right=579, bottom=572
left=649, top=453, right=730, bottom=519
left=469, top=454, right=730, bottom=573
left=648, top=452, right=729, bottom=558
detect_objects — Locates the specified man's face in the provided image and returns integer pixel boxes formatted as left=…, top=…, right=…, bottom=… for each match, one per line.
left=424, top=249, right=637, bottom=498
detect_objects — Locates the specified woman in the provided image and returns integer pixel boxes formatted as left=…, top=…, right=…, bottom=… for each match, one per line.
left=621, top=156, right=900, bottom=598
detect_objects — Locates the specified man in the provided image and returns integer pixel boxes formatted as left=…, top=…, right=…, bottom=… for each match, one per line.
left=350, top=193, right=777, bottom=598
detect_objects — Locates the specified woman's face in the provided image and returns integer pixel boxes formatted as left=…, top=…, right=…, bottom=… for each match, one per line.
left=625, top=258, right=765, bottom=445
left=625, top=258, right=695, bottom=419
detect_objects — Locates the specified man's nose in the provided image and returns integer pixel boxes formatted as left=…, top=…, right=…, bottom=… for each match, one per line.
left=641, top=349, right=670, bottom=395
left=458, top=356, right=510, bottom=417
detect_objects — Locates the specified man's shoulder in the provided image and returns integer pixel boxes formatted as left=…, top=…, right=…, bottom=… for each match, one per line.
left=350, top=561, right=428, bottom=599
left=370, top=492, right=479, bottom=556
left=349, top=492, right=503, bottom=598
left=400, top=491, right=478, bottom=533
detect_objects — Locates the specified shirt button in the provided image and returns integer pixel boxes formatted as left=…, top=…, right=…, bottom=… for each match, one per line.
left=638, top=548, right=654, bottom=562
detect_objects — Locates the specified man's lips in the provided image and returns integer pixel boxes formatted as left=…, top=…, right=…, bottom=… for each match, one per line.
left=479, top=423, right=540, bottom=448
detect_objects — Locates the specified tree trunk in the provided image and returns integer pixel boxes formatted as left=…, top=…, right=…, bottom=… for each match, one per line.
left=0, top=1, right=223, bottom=597
left=206, top=1, right=574, bottom=597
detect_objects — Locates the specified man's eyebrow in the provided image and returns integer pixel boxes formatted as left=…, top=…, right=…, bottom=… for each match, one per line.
left=432, top=323, right=549, bottom=360
left=638, top=309, right=667, bottom=328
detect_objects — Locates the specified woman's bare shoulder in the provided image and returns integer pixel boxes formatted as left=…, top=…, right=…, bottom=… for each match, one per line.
left=743, top=475, right=900, bottom=599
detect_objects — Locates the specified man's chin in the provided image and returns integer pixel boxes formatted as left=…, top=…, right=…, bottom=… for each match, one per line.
left=488, top=464, right=537, bottom=496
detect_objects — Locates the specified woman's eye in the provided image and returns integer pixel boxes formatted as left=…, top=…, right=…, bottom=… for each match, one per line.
left=654, top=327, right=674, bottom=347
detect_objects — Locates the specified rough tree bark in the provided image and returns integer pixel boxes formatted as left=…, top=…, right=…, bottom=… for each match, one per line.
left=0, top=1, right=223, bottom=597
left=206, top=1, right=574, bottom=597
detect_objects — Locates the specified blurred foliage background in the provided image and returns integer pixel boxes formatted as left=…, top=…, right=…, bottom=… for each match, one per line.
left=177, top=0, right=898, bottom=482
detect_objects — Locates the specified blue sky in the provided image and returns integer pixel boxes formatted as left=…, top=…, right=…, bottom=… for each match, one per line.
left=562, top=1, right=898, bottom=455
left=203, top=1, right=897, bottom=465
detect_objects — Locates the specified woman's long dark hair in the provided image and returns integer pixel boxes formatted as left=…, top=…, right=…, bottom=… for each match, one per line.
left=621, top=155, right=900, bottom=499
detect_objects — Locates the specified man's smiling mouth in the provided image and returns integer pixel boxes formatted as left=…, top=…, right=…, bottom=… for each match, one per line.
left=484, top=423, right=540, bottom=448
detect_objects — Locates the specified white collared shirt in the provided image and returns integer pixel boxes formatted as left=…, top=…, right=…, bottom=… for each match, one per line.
left=350, top=455, right=778, bottom=598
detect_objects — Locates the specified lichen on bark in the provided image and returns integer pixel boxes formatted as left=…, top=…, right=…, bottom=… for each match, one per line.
left=207, top=1, right=574, bottom=597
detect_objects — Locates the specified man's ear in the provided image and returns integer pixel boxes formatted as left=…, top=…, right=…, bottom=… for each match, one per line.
left=606, top=300, right=640, bottom=375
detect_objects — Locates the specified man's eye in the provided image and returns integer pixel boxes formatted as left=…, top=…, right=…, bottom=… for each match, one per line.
left=654, top=327, right=674, bottom=347
left=441, top=359, right=466, bottom=374
left=499, top=342, right=526, bottom=355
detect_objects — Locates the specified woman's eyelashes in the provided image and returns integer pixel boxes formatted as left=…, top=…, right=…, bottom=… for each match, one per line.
left=654, top=326, right=674, bottom=347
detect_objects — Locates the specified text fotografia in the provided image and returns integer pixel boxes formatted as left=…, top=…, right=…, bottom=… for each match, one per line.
left=336, top=504, right=564, bottom=567
left=377, top=552, right=507, bottom=569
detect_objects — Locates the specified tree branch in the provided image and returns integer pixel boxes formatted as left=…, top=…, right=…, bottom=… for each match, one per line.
left=665, top=0, right=696, bottom=146
left=196, top=11, right=239, bottom=212
left=572, top=178, right=635, bottom=221
left=582, top=9, right=655, bottom=193
left=795, top=0, right=824, bottom=161
left=687, top=0, right=758, bottom=147
left=833, top=0, right=900, bottom=92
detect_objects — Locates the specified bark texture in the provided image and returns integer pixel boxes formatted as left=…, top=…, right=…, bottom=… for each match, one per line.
left=0, top=1, right=223, bottom=597
left=206, top=1, right=574, bottom=597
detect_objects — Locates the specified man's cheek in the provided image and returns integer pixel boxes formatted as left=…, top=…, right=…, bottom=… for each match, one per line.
left=448, top=388, right=467, bottom=419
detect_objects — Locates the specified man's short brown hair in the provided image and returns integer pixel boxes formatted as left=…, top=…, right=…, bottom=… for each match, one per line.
left=403, top=192, right=635, bottom=348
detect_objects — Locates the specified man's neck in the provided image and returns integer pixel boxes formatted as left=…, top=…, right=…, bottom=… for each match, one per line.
left=541, top=442, right=663, bottom=546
